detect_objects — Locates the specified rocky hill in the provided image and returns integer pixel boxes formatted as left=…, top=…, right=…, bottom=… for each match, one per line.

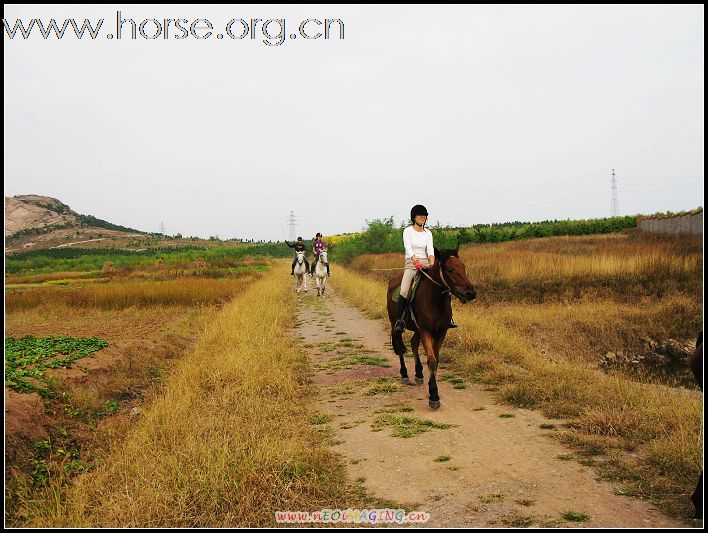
left=5, top=195, right=144, bottom=253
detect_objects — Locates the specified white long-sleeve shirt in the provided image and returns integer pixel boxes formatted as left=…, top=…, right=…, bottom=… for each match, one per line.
left=403, top=225, right=434, bottom=260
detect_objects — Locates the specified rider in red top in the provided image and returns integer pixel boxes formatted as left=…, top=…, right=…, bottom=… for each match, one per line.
left=310, top=232, right=331, bottom=277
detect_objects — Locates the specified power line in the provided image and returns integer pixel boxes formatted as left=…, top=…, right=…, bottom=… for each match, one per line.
left=618, top=176, right=700, bottom=181
left=620, top=188, right=703, bottom=193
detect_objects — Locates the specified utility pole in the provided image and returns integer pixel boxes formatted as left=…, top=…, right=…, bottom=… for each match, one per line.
left=610, top=169, right=619, bottom=217
left=288, top=211, right=298, bottom=240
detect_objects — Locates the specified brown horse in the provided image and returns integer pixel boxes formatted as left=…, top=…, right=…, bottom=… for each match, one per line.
left=386, top=245, right=476, bottom=409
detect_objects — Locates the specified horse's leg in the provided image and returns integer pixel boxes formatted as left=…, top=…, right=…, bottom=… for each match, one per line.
left=398, top=348, right=410, bottom=385
left=432, top=331, right=448, bottom=395
left=433, top=331, right=447, bottom=368
left=420, top=330, right=440, bottom=409
left=411, top=331, right=424, bottom=384
left=397, top=310, right=410, bottom=384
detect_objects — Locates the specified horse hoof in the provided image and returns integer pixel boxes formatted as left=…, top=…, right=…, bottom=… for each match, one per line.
left=415, top=377, right=424, bottom=385
left=429, top=400, right=441, bottom=409
left=401, top=377, right=411, bottom=385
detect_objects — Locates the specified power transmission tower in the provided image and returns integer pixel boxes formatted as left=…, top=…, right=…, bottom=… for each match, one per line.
left=159, top=221, right=166, bottom=235
left=610, top=169, right=619, bottom=217
left=287, top=211, right=298, bottom=240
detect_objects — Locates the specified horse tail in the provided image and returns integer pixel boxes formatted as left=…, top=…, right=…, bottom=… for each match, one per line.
left=392, top=330, right=407, bottom=356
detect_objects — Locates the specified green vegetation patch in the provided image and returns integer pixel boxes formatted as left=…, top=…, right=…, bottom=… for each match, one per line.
left=308, top=413, right=333, bottom=425
left=561, top=511, right=590, bottom=523
left=375, top=404, right=415, bottom=414
left=363, top=378, right=404, bottom=396
left=372, top=413, right=455, bottom=438
left=320, top=355, right=391, bottom=370
left=5, top=336, right=108, bottom=397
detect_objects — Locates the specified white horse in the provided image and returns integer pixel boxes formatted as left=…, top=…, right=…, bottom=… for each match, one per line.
left=313, top=250, right=329, bottom=297
left=293, top=251, right=308, bottom=293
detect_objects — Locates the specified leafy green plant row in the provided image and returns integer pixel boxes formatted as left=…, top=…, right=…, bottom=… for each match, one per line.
left=5, top=336, right=109, bottom=397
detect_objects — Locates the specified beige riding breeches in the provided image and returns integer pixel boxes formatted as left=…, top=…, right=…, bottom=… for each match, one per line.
left=400, top=257, right=430, bottom=299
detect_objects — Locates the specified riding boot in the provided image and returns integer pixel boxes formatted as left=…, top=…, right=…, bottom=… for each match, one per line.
left=327, top=264, right=331, bottom=277
left=393, top=296, right=407, bottom=334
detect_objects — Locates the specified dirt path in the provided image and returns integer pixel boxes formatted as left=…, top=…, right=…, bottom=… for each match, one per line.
left=295, top=280, right=688, bottom=528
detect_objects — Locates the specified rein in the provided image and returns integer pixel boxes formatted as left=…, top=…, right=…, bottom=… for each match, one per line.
left=419, top=261, right=459, bottom=300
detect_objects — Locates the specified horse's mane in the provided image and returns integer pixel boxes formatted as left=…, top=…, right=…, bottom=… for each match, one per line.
left=438, top=248, right=459, bottom=263
left=434, top=247, right=459, bottom=268
left=428, top=248, right=459, bottom=281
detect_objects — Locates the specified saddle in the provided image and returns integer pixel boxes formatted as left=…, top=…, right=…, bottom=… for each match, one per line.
left=391, top=274, right=422, bottom=329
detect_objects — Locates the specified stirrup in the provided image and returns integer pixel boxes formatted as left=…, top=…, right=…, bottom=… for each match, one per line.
left=393, top=319, right=406, bottom=333
left=448, top=318, right=458, bottom=329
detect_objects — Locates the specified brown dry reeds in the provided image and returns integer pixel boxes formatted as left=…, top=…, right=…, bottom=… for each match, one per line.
left=350, top=233, right=702, bottom=303
left=5, top=275, right=262, bottom=311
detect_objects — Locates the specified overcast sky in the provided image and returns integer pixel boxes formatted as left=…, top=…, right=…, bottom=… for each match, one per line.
left=4, top=4, right=704, bottom=240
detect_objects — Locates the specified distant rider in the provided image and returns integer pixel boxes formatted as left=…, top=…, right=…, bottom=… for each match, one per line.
left=310, top=232, right=331, bottom=277
left=285, top=236, right=309, bottom=275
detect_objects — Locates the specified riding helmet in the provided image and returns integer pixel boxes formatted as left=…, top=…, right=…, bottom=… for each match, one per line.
left=316, top=232, right=322, bottom=238
left=410, top=204, right=429, bottom=222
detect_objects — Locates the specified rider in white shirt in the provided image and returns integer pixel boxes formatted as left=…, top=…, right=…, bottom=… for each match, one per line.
left=393, top=204, right=457, bottom=333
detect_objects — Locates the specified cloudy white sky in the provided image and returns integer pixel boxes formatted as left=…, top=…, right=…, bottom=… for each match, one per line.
left=4, top=4, right=704, bottom=240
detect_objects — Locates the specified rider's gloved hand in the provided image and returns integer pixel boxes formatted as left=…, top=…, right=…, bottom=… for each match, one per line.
left=414, top=261, right=424, bottom=271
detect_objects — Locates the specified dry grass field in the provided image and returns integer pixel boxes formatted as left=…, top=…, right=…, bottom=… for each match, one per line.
left=4, top=231, right=702, bottom=524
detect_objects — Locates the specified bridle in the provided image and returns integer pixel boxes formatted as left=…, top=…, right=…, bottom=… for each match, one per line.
left=419, top=257, right=467, bottom=303
left=318, top=251, right=329, bottom=266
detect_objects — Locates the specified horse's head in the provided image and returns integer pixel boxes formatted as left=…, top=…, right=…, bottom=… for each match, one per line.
left=296, top=251, right=305, bottom=264
left=319, top=250, right=328, bottom=264
left=434, top=245, right=477, bottom=303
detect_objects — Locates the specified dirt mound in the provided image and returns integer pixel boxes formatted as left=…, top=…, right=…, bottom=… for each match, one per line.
left=5, top=389, right=51, bottom=474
